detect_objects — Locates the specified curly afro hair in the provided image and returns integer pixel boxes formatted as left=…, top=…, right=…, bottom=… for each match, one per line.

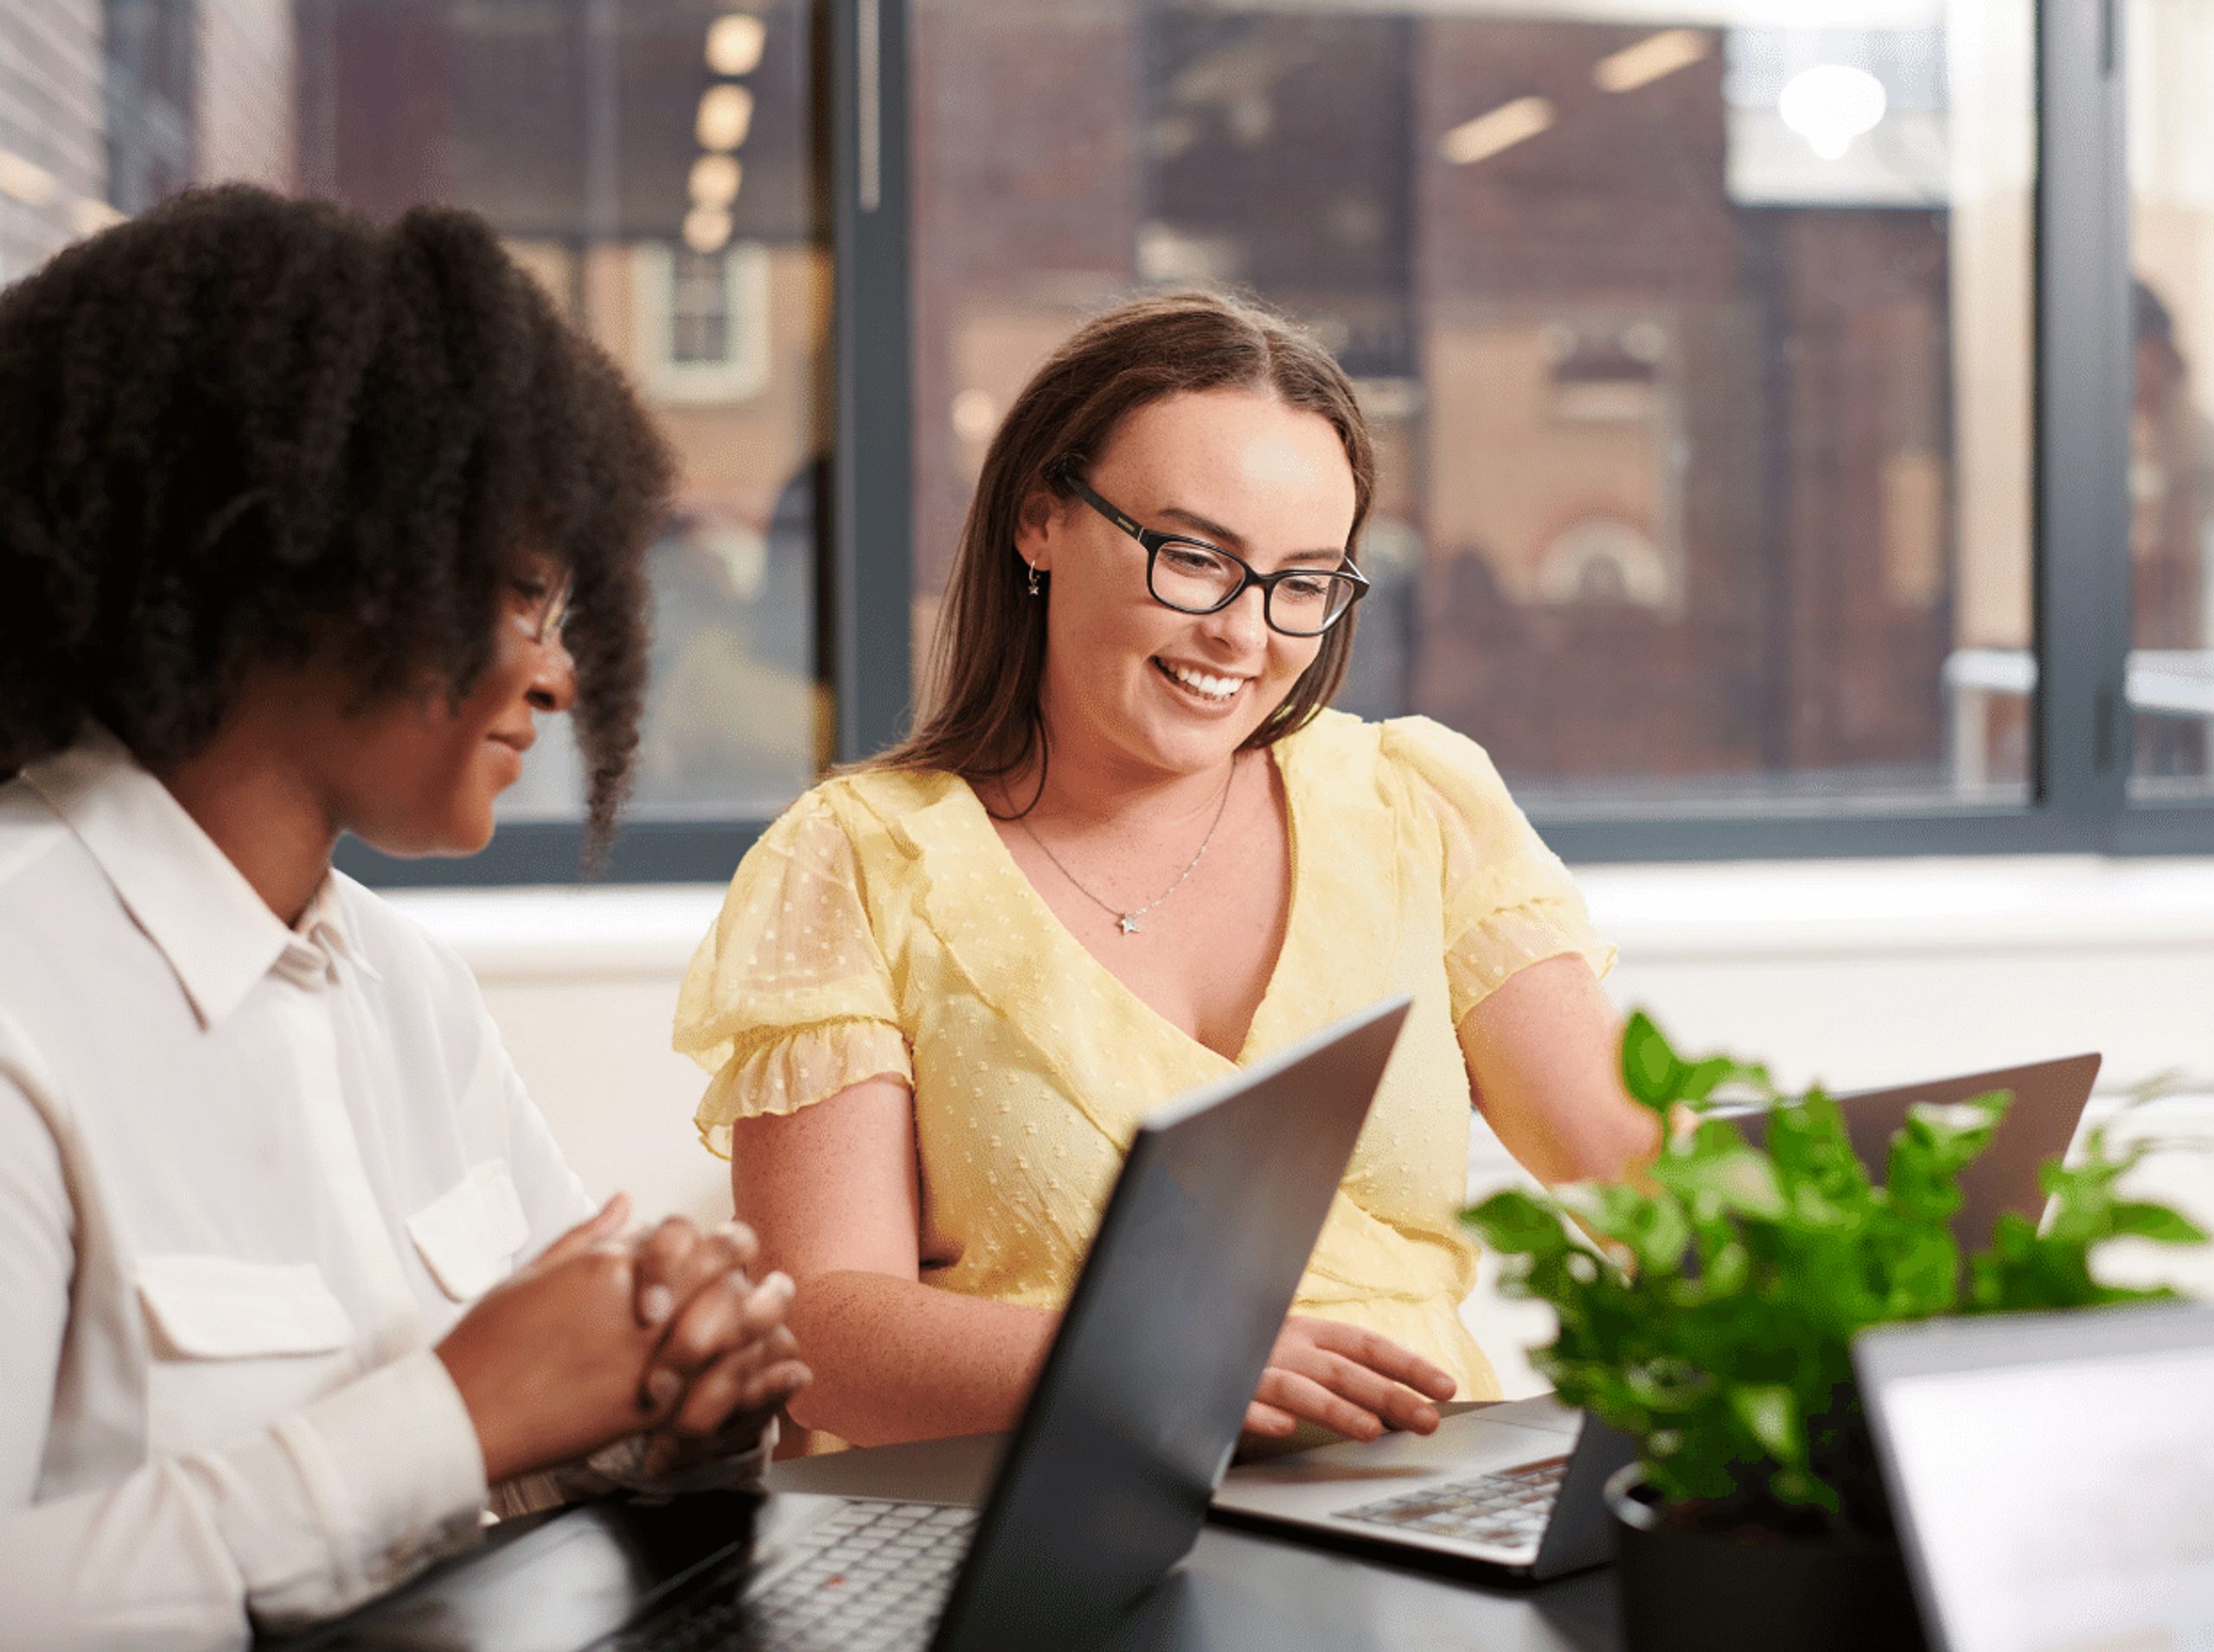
left=0, top=185, right=673, bottom=861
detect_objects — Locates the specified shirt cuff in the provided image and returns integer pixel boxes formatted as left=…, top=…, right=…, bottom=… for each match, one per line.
left=240, top=1348, right=488, bottom=1630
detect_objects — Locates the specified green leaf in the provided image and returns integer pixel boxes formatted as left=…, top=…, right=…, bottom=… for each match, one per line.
left=1649, top=1142, right=1784, bottom=1220
left=1462, top=1188, right=1572, bottom=1256
left=1729, top=1384, right=1805, bottom=1465
left=2104, top=1201, right=2211, bottom=1245
left=1620, top=1010, right=1682, bottom=1111
left=1678, top=1054, right=1738, bottom=1104
left=1888, top=1092, right=2007, bottom=1225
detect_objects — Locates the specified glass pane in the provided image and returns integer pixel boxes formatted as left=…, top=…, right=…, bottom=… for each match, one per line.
left=913, top=0, right=2036, bottom=817
left=2128, top=0, right=2214, bottom=802
left=0, top=0, right=829, bottom=824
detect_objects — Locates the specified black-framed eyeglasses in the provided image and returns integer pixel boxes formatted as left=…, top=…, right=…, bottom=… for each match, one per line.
left=1064, top=474, right=1368, bottom=637
left=508, top=571, right=572, bottom=645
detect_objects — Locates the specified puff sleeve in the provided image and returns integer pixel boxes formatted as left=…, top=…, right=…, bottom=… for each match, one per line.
left=675, top=791, right=912, bottom=1156
left=1378, top=716, right=1616, bottom=1023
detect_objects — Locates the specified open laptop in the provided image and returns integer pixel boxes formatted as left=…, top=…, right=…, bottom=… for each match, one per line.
left=1856, top=1299, right=2214, bottom=1652
left=271, top=995, right=1411, bottom=1652
left=1730, top=1052, right=2102, bottom=1251
left=1210, top=1052, right=2102, bottom=1584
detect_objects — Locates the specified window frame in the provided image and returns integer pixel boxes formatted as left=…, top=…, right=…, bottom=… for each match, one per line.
left=341, top=0, right=2208, bottom=888
left=338, top=0, right=912, bottom=888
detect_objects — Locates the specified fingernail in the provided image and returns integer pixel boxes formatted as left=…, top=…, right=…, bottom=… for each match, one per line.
left=640, top=1284, right=674, bottom=1327
left=752, top=1270, right=794, bottom=1308
left=643, top=1367, right=682, bottom=1411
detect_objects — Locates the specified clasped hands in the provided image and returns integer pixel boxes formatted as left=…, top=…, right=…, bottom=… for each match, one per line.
left=435, top=1194, right=814, bottom=1487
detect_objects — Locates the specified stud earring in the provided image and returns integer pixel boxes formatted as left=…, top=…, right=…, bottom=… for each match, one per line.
left=1026, top=563, right=1042, bottom=598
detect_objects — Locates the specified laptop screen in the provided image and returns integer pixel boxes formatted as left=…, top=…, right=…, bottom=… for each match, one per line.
left=1856, top=1303, right=2214, bottom=1652
left=930, top=996, right=1410, bottom=1651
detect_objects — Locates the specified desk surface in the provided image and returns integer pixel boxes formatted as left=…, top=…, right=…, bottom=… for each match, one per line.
left=766, top=1430, right=1622, bottom=1652
left=272, top=1429, right=1621, bottom=1652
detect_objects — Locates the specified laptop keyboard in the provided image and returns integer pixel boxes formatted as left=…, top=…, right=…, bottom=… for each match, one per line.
left=603, top=1500, right=977, bottom=1652
left=1332, top=1454, right=1568, bottom=1552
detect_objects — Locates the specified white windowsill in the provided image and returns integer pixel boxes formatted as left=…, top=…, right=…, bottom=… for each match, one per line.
left=386, top=855, right=2214, bottom=982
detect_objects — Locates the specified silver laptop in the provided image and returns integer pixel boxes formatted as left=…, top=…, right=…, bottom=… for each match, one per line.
left=1856, top=1300, right=2214, bottom=1652
left=277, top=996, right=1411, bottom=1652
left=1210, top=1053, right=2102, bottom=1583
left=1211, top=1393, right=1635, bottom=1581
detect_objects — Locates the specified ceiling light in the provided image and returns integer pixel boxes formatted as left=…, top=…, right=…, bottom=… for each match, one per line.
left=1592, top=29, right=1709, bottom=94
left=683, top=206, right=733, bottom=253
left=706, top=13, right=766, bottom=77
left=1777, top=64, right=1887, bottom=160
left=696, top=83, right=755, bottom=151
left=1441, top=96, right=1554, bottom=167
left=69, top=197, right=124, bottom=235
left=0, top=149, right=56, bottom=206
left=950, top=387, right=997, bottom=445
left=689, top=152, right=742, bottom=208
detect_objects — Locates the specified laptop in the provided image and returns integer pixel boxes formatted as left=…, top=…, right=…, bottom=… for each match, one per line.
left=1211, top=1393, right=1636, bottom=1582
left=1855, top=1299, right=2214, bottom=1652
left=269, top=995, right=1412, bottom=1652
left=1728, top=1052, right=2102, bottom=1251
left=1209, top=1053, right=2102, bottom=1583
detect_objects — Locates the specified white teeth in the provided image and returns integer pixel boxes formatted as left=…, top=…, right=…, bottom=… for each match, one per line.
left=1161, top=661, right=1242, bottom=700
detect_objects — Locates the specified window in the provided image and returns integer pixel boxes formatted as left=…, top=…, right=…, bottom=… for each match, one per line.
left=910, top=0, right=2154, bottom=861
left=0, top=0, right=837, bottom=881
left=636, top=240, right=774, bottom=400
left=2127, top=0, right=2214, bottom=807
left=0, top=0, right=2198, bottom=876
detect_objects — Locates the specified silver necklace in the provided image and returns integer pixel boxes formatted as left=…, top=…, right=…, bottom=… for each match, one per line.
left=1019, top=760, right=1238, bottom=935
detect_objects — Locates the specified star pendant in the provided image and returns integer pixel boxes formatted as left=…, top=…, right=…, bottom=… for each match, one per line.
left=1117, top=912, right=1142, bottom=935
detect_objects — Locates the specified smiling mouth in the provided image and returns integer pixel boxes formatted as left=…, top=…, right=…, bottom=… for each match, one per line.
left=1155, top=658, right=1245, bottom=702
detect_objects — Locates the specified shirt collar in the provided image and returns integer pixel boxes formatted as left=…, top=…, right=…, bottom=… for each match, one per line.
left=22, top=732, right=376, bottom=1027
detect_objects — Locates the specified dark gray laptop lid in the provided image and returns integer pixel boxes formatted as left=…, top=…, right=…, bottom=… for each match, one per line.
left=930, top=994, right=1411, bottom=1651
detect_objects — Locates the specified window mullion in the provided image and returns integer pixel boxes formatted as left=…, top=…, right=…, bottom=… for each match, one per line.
left=2032, top=0, right=2132, bottom=842
left=831, top=0, right=914, bottom=762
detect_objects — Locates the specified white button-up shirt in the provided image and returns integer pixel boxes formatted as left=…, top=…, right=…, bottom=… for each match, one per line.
left=0, top=738, right=605, bottom=1648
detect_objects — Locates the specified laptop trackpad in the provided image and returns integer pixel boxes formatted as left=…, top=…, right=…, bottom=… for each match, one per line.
left=1216, top=1396, right=1577, bottom=1503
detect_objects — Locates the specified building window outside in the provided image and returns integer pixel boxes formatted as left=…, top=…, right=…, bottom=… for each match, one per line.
left=2127, top=0, right=2214, bottom=804
left=911, top=0, right=2043, bottom=827
left=0, top=0, right=2202, bottom=874
left=0, top=0, right=831, bottom=863
left=292, top=0, right=830, bottom=834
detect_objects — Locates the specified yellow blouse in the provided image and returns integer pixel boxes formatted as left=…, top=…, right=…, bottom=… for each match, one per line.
left=675, top=711, right=1614, bottom=1403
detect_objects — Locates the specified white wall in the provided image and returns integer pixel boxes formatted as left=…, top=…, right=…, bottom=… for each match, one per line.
left=393, top=855, right=2214, bottom=1400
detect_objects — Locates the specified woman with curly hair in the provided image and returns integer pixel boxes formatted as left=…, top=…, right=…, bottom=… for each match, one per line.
left=0, top=187, right=808, bottom=1649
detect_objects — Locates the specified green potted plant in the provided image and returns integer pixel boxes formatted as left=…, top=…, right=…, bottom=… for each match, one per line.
left=1465, top=1013, right=2208, bottom=1652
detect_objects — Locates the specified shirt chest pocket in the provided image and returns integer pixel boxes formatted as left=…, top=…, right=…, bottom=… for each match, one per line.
left=138, top=1255, right=357, bottom=1455
left=406, top=1159, right=531, bottom=1303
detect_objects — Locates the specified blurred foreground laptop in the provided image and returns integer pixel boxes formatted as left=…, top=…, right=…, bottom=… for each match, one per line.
left=271, top=995, right=1411, bottom=1652
left=1211, top=1052, right=2101, bottom=1583
left=1856, top=1299, right=2214, bottom=1652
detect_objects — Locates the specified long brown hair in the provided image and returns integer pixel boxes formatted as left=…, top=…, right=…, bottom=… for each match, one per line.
left=877, top=289, right=1375, bottom=791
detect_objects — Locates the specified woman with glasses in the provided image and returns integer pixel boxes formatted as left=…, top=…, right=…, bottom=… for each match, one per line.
left=677, top=290, right=1656, bottom=1450
left=0, top=188, right=807, bottom=1648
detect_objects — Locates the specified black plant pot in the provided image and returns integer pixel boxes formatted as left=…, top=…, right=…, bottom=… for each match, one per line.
left=1605, top=1467, right=1929, bottom=1652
